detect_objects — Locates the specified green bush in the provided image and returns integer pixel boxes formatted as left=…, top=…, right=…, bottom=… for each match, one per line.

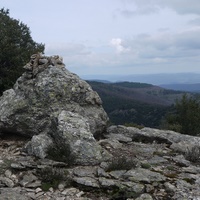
left=111, top=188, right=139, bottom=200
left=47, top=141, right=76, bottom=166
left=124, top=123, right=144, bottom=129
left=106, top=156, right=136, bottom=172
left=184, top=145, right=200, bottom=163
left=0, top=159, right=12, bottom=175
left=38, top=167, right=71, bottom=191
left=141, top=162, right=151, bottom=169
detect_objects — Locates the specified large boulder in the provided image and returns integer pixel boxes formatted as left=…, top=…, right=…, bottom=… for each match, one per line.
left=0, top=53, right=110, bottom=165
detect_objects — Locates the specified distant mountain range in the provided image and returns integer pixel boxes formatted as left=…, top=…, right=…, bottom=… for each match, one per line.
left=160, top=83, right=200, bottom=92
left=82, top=73, right=200, bottom=85
left=87, top=81, right=189, bottom=127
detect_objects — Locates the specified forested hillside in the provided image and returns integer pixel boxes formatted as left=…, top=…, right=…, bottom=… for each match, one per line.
left=87, top=81, right=187, bottom=128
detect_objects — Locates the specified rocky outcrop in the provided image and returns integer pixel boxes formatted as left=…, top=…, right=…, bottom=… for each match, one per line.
left=102, top=125, right=200, bottom=199
left=106, top=125, right=200, bottom=154
left=0, top=53, right=108, bottom=137
left=0, top=126, right=200, bottom=199
left=0, top=53, right=109, bottom=165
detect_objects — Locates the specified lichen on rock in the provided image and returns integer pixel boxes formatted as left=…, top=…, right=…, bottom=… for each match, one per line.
left=0, top=53, right=110, bottom=165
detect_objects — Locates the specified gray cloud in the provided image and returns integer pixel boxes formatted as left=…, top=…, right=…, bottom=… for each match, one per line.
left=81, top=27, right=199, bottom=73
left=126, top=28, right=200, bottom=59
left=99, top=27, right=200, bottom=74
left=2, top=0, right=200, bottom=76
left=188, top=17, right=200, bottom=25
left=175, top=30, right=200, bottom=50
left=57, top=28, right=199, bottom=75
left=44, top=25, right=200, bottom=75
left=120, top=0, right=200, bottom=16
left=162, top=0, right=200, bottom=15
left=120, top=6, right=159, bottom=17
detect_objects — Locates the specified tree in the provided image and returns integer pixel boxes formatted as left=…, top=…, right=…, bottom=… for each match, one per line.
left=0, top=8, right=45, bottom=95
left=162, top=94, right=200, bottom=136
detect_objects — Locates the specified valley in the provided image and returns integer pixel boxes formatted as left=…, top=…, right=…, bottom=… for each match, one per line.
left=87, top=81, right=191, bottom=128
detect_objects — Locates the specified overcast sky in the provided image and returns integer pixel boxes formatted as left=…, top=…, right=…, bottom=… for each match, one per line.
left=1, top=0, right=200, bottom=77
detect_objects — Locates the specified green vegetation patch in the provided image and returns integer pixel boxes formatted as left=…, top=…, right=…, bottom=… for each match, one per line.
left=106, top=156, right=137, bottom=172
left=162, top=94, right=200, bottom=136
left=38, top=167, right=71, bottom=190
left=0, top=8, right=44, bottom=95
left=141, top=162, right=151, bottom=169
left=184, top=145, right=200, bottom=163
left=47, top=141, right=76, bottom=166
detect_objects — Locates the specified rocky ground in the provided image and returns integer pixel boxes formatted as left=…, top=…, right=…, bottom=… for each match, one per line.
left=0, top=126, right=200, bottom=200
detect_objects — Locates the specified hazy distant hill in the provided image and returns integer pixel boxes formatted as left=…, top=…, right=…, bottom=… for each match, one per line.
left=82, top=73, right=200, bottom=85
left=87, top=81, right=187, bottom=127
left=160, top=83, right=200, bottom=93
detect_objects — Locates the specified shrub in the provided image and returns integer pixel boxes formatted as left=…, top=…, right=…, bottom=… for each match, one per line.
left=166, top=165, right=176, bottom=171
left=111, top=188, right=139, bottom=200
left=141, top=162, right=151, bottom=169
left=106, top=156, right=137, bottom=172
left=184, top=145, right=200, bottom=163
left=47, top=141, right=76, bottom=166
left=38, top=167, right=71, bottom=191
left=0, top=159, right=12, bottom=175
left=124, top=123, right=144, bottom=129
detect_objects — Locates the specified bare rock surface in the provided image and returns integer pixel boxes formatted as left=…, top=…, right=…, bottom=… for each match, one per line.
left=0, top=54, right=108, bottom=137
left=0, top=54, right=109, bottom=165
left=0, top=125, right=200, bottom=199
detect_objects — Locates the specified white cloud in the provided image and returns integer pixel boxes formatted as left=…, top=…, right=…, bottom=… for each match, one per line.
left=110, top=38, right=130, bottom=53
left=188, top=17, right=200, bottom=25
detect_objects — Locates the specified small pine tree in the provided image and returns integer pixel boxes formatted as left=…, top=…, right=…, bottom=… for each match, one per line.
left=163, top=94, right=200, bottom=136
